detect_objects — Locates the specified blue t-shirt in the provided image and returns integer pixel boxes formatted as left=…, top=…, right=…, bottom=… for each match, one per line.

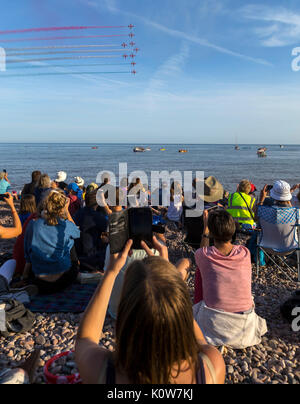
left=0, top=179, right=11, bottom=195
left=24, top=218, right=80, bottom=276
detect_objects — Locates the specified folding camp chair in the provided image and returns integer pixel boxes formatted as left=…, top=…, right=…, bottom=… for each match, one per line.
left=256, top=205, right=300, bottom=284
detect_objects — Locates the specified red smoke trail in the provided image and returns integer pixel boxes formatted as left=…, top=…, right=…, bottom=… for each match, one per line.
left=7, top=50, right=124, bottom=56
left=6, top=45, right=121, bottom=51
left=0, top=26, right=129, bottom=35
left=0, top=71, right=132, bottom=78
left=0, top=35, right=128, bottom=43
left=6, top=55, right=121, bottom=63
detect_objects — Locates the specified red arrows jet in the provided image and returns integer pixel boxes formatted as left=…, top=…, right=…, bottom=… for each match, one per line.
left=131, top=70, right=137, bottom=75
left=121, top=42, right=127, bottom=48
left=129, top=53, right=136, bottom=58
left=129, top=33, right=135, bottom=38
left=134, top=48, right=140, bottom=53
left=131, top=62, right=136, bottom=66
left=128, top=24, right=135, bottom=29
left=123, top=54, right=129, bottom=59
left=129, top=41, right=136, bottom=47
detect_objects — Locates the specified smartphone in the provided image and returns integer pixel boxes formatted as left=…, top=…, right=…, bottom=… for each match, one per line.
left=0, top=194, right=8, bottom=201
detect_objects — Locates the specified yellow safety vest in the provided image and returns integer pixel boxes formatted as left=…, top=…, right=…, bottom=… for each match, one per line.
left=227, top=192, right=256, bottom=226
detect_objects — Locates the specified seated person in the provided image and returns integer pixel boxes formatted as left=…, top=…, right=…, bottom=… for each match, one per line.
left=21, top=171, right=41, bottom=196
left=34, top=174, right=52, bottom=206
left=23, top=191, right=80, bottom=295
left=0, top=193, right=22, bottom=294
left=167, top=182, right=184, bottom=224
left=227, top=179, right=256, bottom=229
left=75, top=238, right=225, bottom=385
left=67, top=183, right=82, bottom=217
left=194, top=209, right=267, bottom=349
left=19, top=194, right=37, bottom=226
left=183, top=176, right=224, bottom=247
left=102, top=234, right=183, bottom=320
left=74, top=190, right=108, bottom=272
left=0, top=172, right=11, bottom=195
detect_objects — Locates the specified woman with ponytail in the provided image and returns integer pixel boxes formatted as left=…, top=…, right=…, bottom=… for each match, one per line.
left=23, top=190, right=81, bottom=294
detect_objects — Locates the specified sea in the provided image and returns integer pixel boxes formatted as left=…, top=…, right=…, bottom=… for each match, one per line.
left=1, top=143, right=299, bottom=194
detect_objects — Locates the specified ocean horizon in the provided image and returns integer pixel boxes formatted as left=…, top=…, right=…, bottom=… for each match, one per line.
left=1, top=143, right=299, bottom=193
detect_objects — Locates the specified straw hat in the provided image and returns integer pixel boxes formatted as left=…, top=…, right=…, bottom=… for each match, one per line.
left=203, top=176, right=224, bottom=203
left=74, top=177, right=85, bottom=187
left=270, top=181, right=292, bottom=202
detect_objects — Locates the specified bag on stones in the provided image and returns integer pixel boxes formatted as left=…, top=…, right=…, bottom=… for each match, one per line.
left=0, top=299, right=35, bottom=337
left=280, top=290, right=300, bottom=323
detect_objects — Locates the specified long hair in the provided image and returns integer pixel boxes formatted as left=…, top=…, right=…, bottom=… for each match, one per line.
left=115, top=257, right=200, bottom=384
left=19, top=194, right=36, bottom=215
left=38, top=174, right=51, bottom=189
left=42, top=191, right=68, bottom=226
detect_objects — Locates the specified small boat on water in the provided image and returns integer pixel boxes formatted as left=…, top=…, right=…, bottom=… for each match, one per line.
left=257, top=147, right=267, bottom=157
left=280, top=145, right=284, bottom=149
left=92, top=147, right=98, bottom=150
left=159, top=148, right=166, bottom=151
left=179, top=149, right=188, bottom=153
left=235, top=145, right=240, bottom=151
left=133, top=147, right=146, bottom=153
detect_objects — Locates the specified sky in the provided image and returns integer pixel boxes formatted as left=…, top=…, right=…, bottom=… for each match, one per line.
left=0, top=0, right=300, bottom=144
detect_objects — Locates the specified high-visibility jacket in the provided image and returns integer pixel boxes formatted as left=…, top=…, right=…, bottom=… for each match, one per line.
left=227, top=192, right=256, bottom=226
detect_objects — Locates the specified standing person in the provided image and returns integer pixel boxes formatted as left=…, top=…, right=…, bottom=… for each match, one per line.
left=0, top=172, right=11, bottom=195
left=23, top=191, right=80, bottom=295
left=21, top=171, right=41, bottom=196
left=227, top=180, right=256, bottom=228
left=75, top=238, right=225, bottom=384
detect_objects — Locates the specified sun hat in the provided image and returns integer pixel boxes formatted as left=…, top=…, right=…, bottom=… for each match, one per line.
left=74, top=177, right=85, bottom=187
left=86, top=183, right=98, bottom=194
left=68, top=183, right=80, bottom=193
left=55, top=171, right=67, bottom=183
left=202, top=176, right=224, bottom=203
left=270, top=180, right=292, bottom=202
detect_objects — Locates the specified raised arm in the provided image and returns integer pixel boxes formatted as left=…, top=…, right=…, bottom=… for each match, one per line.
left=75, top=239, right=133, bottom=384
left=0, top=193, right=22, bottom=239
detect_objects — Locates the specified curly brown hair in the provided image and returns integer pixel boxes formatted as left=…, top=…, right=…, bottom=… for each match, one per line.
left=43, top=191, right=68, bottom=226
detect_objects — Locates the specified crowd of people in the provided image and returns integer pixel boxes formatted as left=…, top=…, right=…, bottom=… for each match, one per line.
left=1, top=169, right=300, bottom=384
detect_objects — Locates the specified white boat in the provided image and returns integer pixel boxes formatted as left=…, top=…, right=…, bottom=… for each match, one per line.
left=133, top=147, right=146, bottom=153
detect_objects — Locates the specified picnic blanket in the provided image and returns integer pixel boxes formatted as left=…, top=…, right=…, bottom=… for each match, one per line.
left=25, top=283, right=98, bottom=313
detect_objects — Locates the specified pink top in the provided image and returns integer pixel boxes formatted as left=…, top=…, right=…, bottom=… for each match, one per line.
left=194, top=246, right=253, bottom=313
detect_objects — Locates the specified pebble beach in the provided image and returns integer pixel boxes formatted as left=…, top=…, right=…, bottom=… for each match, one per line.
left=0, top=204, right=299, bottom=384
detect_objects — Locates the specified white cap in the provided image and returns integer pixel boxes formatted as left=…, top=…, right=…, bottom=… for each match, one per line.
left=74, top=176, right=85, bottom=187
left=270, top=180, right=292, bottom=202
left=55, top=171, right=67, bottom=183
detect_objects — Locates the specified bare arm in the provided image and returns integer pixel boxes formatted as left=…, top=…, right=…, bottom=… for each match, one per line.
left=200, top=210, right=210, bottom=248
left=0, top=194, right=22, bottom=239
left=75, top=240, right=133, bottom=384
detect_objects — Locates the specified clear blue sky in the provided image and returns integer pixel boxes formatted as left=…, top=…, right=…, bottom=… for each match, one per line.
left=0, top=0, right=300, bottom=144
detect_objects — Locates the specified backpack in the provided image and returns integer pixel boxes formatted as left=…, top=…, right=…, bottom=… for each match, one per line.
left=0, top=299, right=35, bottom=338
left=280, top=291, right=300, bottom=323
